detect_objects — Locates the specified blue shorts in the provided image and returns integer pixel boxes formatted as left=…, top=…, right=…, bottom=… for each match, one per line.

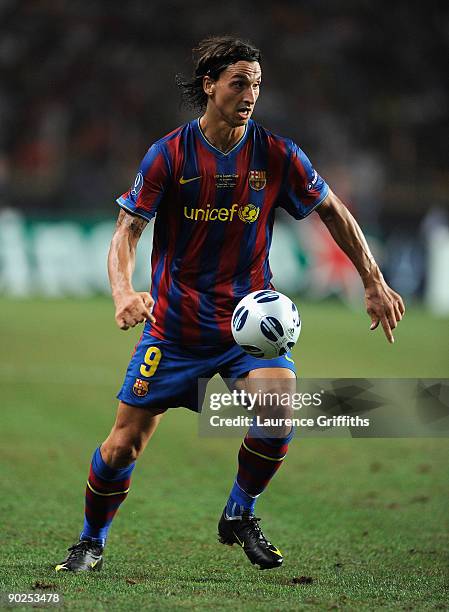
left=117, top=330, right=296, bottom=413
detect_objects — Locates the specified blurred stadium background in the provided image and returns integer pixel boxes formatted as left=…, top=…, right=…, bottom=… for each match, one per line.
left=0, top=0, right=448, bottom=313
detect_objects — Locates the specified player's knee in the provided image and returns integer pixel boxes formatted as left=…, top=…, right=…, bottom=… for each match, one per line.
left=271, top=419, right=293, bottom=439
left=254, top=382, right=295, bottom=437
left=102, top=437, right=142, bottom=468
left=261, top=384, right=294, bottom=415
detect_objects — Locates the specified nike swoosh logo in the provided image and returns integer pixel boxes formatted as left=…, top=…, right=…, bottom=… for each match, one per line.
left=179, top=175, right=201, bottom=184
left=90, top=559, right=100, bottom=568
left=233, top=532, right=245, bottom=548
left=55, top=563, right=67, bottom=572
left=270, top=547, right=283, bottom=557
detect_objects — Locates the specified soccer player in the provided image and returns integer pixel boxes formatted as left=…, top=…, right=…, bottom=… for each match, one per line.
left=56, top=36, right=404, bottom=572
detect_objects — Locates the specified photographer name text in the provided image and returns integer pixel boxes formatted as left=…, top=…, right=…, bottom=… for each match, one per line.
left=209, top=415, right=370, bottom=428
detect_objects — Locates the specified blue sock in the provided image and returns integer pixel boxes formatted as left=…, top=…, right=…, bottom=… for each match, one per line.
left=80, top=447, right=135, bottom=547
left=225, top=426, right=296, bottom=519
left=225, top=480, right=258, bottom=518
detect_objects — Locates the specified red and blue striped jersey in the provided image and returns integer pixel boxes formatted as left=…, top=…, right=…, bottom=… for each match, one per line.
left=117, top=119, right=329, bottom=346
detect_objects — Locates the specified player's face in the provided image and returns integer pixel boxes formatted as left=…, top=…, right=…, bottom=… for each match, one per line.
left=205, top=61, right=262, bottom=127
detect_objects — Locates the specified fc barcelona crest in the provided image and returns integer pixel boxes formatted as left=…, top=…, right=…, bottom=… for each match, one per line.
left=248, top=170, right=267, bottom=191
left=132, top=378, right=149, bottom=397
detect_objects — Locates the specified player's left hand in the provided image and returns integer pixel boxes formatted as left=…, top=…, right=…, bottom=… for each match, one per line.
left=365, top=281, right=405, bottom=344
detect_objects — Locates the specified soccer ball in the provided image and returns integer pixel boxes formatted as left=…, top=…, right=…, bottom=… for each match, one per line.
left=231, top=290, right=301, bottom=359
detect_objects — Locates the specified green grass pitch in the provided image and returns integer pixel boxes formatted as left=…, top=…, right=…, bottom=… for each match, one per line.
left=0, top=297, right=448, bottom=610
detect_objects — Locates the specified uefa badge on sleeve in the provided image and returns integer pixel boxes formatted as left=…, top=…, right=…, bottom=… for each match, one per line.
left=248, top=170, right=267, bottom=191
left=131, top=171, right=144, bottom=197
left=132, top=378, right=149, bottom=397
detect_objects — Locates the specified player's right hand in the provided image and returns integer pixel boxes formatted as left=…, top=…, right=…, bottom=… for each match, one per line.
left=114, top=291, right=155, bottom=330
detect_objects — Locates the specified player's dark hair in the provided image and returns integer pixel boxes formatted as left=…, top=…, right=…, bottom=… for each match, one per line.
left=176, top=36, right=262, bottom=111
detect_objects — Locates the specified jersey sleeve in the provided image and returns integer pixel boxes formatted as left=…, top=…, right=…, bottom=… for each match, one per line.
left=116, top=143, right=170, bottom=221
left=279, top=141, right=329, bottom=220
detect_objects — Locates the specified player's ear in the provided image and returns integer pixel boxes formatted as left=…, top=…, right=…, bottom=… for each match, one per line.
left=203, top=75, right=215, bottom=97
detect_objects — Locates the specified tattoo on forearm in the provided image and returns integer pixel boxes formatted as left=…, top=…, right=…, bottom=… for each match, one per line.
left=115, top=209, right=147, bottom=242
left=115, top=209, right=127, bottom=227
left=128, top=216, right=147, bottom=240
